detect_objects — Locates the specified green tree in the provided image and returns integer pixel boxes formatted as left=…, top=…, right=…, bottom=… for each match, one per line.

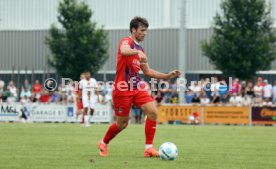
left=45, top=0, right=108, bottom=80
left=201, top=0, right=276, bottom=80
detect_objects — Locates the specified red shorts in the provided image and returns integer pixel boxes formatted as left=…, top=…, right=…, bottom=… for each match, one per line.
left=112, top=89, right=154, bottom=117
left=77, top=101, right=83, bottom=110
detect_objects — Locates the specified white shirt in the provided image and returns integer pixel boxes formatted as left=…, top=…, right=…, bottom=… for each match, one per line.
left=263, top=84, right=272, bottom=98
left=254, top=85, right=263, bottom=96
left=79, top=78, right=97, bottom=100
left=200, top=98, right=210, bottom=105
left=229, top=96, right=243, bottom=105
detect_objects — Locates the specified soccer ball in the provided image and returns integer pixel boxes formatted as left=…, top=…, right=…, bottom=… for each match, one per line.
left=159, top=142, right=178, bottom=160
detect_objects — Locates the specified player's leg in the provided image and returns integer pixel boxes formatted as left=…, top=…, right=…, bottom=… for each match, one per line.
left=98, top=94, right=132, bottom=156
left=82, top=98, right=90, bottom=127
left=134, top=91, right=159, bottom=157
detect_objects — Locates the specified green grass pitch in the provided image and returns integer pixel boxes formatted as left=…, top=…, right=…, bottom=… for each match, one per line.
left=0, top=123, right=276, bottom=169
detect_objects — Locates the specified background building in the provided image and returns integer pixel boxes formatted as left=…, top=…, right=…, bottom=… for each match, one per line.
left=1, top=0, right=276, bottom=84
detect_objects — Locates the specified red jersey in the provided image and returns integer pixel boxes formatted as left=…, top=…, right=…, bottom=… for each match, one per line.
left=113, top=37, right=144, bottom=96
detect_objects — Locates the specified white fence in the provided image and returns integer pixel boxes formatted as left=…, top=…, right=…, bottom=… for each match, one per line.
left=0, top=103, right=113, bottom=123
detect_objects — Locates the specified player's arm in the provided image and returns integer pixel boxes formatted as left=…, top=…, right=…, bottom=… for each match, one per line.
left=139, top=52, right=180, bottom=79
left=120, top=45, right=139, bottom=56
left=141, top=62, right=181, bottom=80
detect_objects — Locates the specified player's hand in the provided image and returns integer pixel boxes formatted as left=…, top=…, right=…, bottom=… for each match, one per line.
left=138, top=51, right=148, bottom=63
left=167, top=70, right=181, bottom=79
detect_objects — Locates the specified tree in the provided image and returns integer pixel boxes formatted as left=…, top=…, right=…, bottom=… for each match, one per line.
left=45, top=0, right=108, bottom=80
left=201, top=0, right=276, bottom=80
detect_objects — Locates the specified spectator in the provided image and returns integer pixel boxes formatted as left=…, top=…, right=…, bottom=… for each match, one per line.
left=220, top=94, right=230, bottom=104
left=154, top=91, right=163, bottom=105
left=7, top=81, right=18, bottom=99
left=272, top=81, right=276, bottom=104
left=200, top=94, right=210, bottom=105
left=185, top=89, right=194, bottom=104
left=242, top=95, right=251, bottom=106
left=7, top=93, right=16, bottom=103
left=20, top=86, right=31, bottom=99
left=230, top=78, right=240, bottom=94
left=245, top=82, right=255, bottom=98
left=263, top=79, right=272, bottom=100
left=32, top=80, right=42, bottom=99
left=191, top=94, right=200, bottom=104
left=240, top=81, right=247, bottom=96
left=254, top=77, right=264, bottom=96
left=190, top=81, right=201, bottom=96
left=0, top=80, right=5, bottom=103
left=203, top=78, right=212, bottom=100
left=252, top=94, right=263, bottom=106
left=22, top=79, right=31, bottom=91
left=229, top=93, right=242, bottom=105
left=211, top=77, right=220, bottom=97
left=219, top=80, right=228, bottom=98
left=39, top=89, right=50, bottom=103
left=132, top=105, right=142, bottom=124
left=211, top=93, right=220, bottom=104
left=50, top=90, right=61, bottom=103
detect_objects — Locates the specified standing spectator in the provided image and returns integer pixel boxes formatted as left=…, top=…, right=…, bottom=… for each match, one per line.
left=32, top=80, right=42, bottom=99
left=211, top=77, right=220, bottom=98
left=7, top=81, right=18, bottom=100
left=229, top=93, right=243, bottom=105
left=272, top=81, right=276, bottom=104
left=190, top=81, right=201, bottom=96
left=263, top=79, right=272, bottom=101
left=240, top=81, right=247, bottom=96
left=154, top=91, right=163, bottom=105
left=230, top=78, right=240, bottom=94
left=203, top=78, right=212, bottom=100
left=245, top=82, right=255, bottom=98
left=254, top=77, right=264, bottom=97
left=219, top=80, right=228, bottom=98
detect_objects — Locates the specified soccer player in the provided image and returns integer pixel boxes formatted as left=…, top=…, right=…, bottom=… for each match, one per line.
left=98, top=16, right=181, bottom=157
left=76, top=72, right=85, bottom=125
left=79, top=70, right=97, bottom=127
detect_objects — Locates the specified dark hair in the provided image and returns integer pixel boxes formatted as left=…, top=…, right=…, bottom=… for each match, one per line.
left=83, top=70, right=90, bottom=74
left=129, top=16, right=149, bottom=33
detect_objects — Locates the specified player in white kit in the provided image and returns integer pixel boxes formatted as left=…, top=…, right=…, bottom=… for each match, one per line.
left=79, top=70, right=97, bottom=127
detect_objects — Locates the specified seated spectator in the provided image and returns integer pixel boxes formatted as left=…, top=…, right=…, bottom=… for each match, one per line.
left=96, top=90, right=107, bottom=104
left=22, top=79, right=31, bottom=92
left=32, top=80, right=42, bottom=99
left=185, top=89, right=194, bottom=103
left=191, top=94, right=200, bottom=104
left=272, top=81, right=276, bottom=104
left=200, top=94, right=210, bottom=105
left=0, top=80, right=5, bottom=102
left=170, top=93, right=178, bottom=104
left=7, top=93, right=16, bottom=103
left=211, top=93, right=220, bottom=104
left=39, top=90, right=50, bottom=103
left=20, top=86, right=31, bottom=99
left=252, top=94, right=263, bottom=106
left=7, top=81, right=18, bottom=99
left=50, top=90, right=61, bottom=103
left=229, top=93, right=242, bottom=105
left=220, top=94, right=230, bottom=104
left=240, top=81, right=247, bottom=96
left=154, top=91, right=163, bottom=105
left=242, top=95, right=251, bottom=106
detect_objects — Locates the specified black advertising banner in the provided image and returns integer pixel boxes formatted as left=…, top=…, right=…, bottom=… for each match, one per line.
left=252, top=107, right=276, bottom=124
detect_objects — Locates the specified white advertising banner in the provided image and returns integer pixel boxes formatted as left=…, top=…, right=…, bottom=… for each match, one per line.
left=0, top=103, right=113, bottom=123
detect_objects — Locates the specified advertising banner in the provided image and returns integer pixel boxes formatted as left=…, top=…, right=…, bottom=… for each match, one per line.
left=252, top=107, right=276, bottom=125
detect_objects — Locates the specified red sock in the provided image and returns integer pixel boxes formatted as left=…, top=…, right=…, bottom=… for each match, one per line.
left=145, top=119, right=157, bottom=144
left=81, top=114, right=84, bottom=124
left=103, top=122, right=121, bottom=144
